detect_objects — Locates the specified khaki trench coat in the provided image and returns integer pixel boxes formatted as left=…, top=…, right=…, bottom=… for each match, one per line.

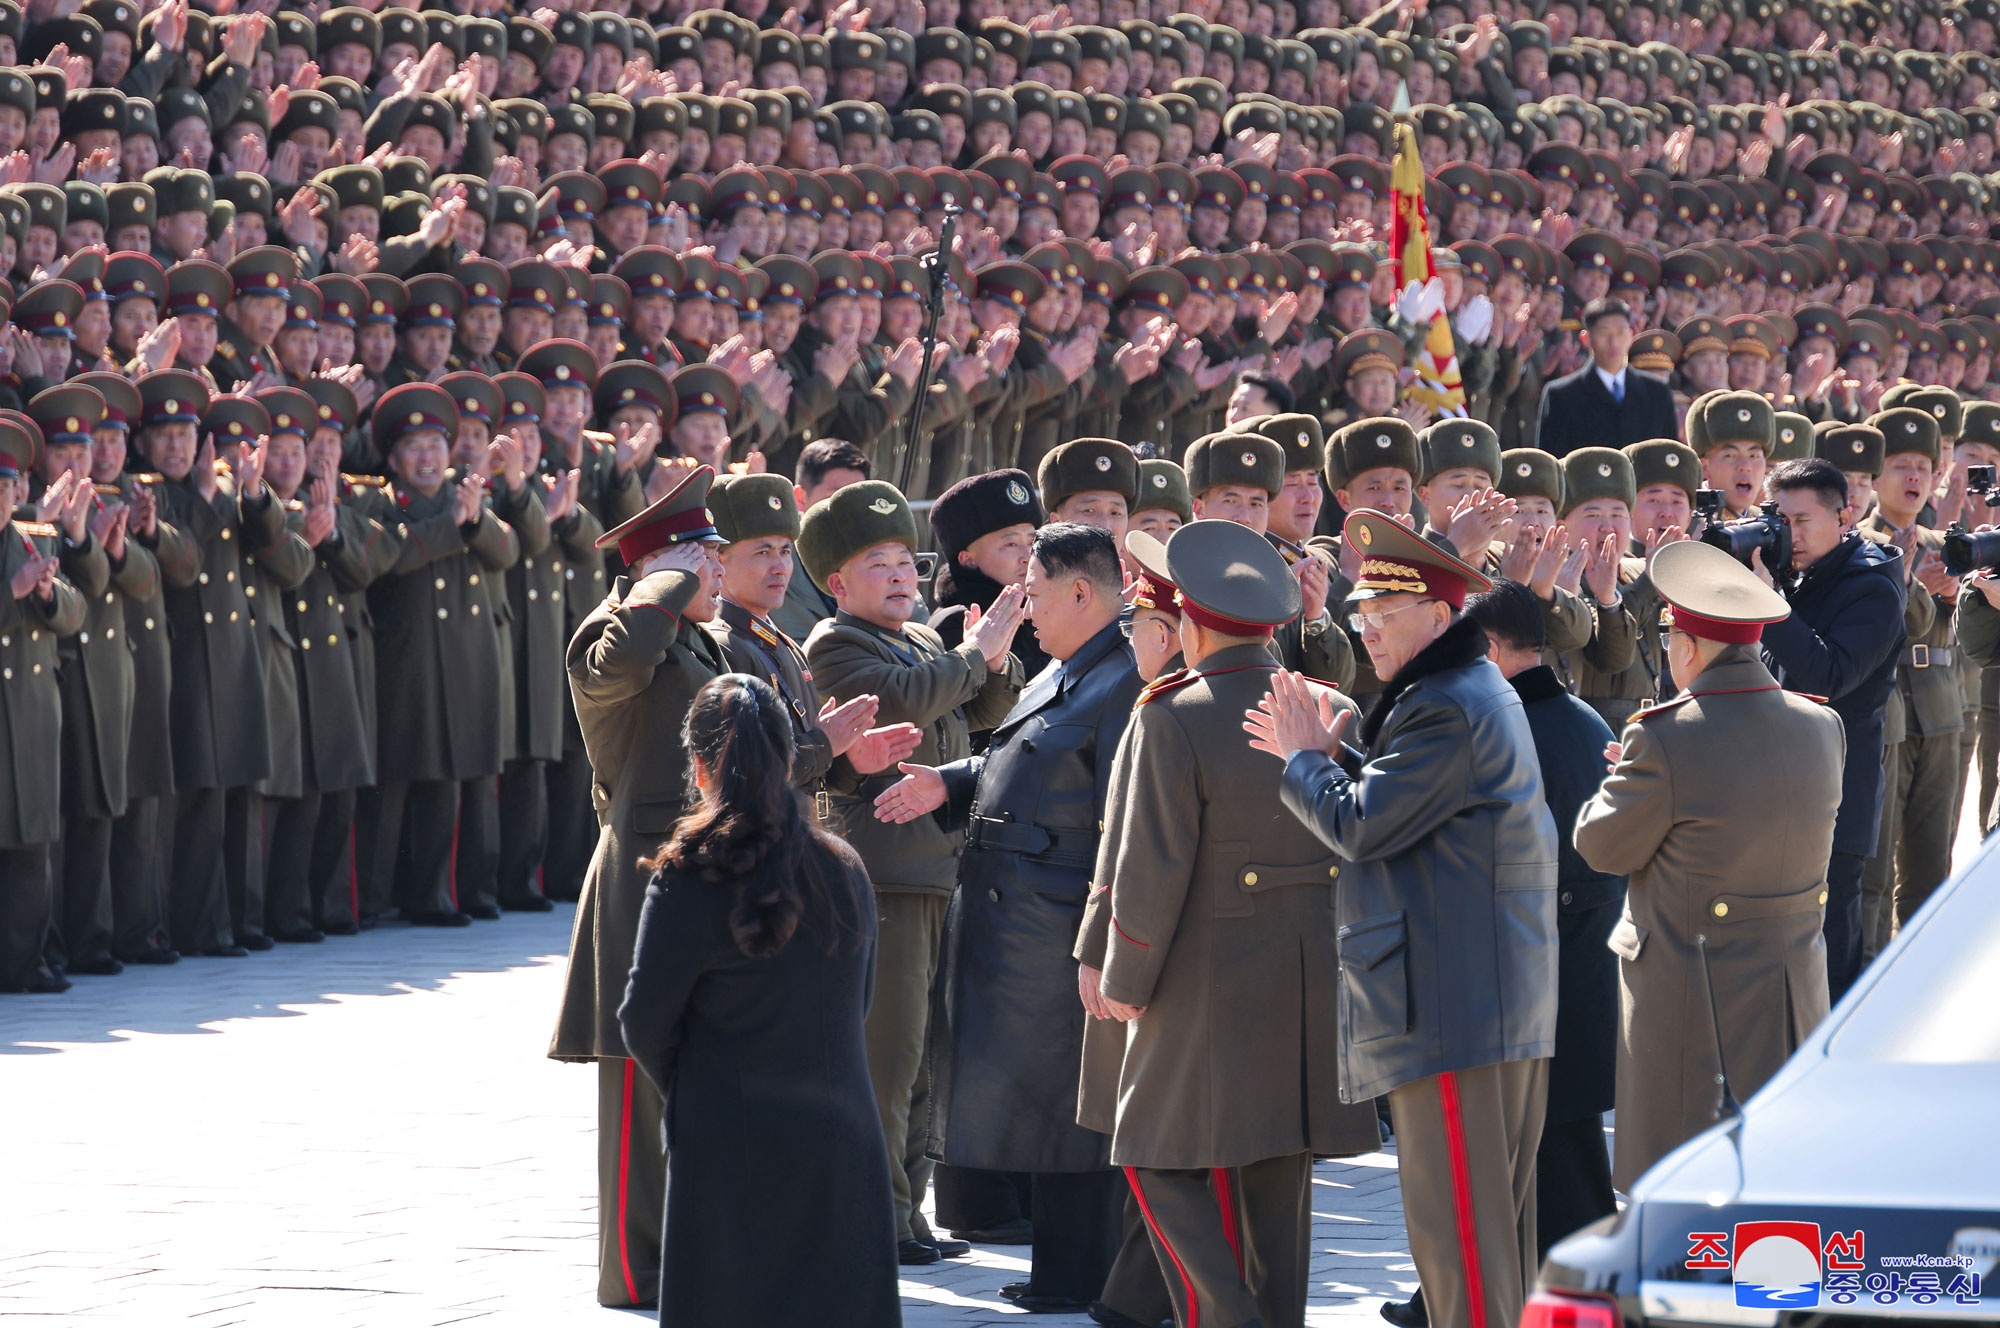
left=1575, top=648, right=1843, bottom=1190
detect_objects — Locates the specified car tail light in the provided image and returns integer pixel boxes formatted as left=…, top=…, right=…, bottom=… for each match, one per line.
left=1520, top=1288, right=1621, bottom=1328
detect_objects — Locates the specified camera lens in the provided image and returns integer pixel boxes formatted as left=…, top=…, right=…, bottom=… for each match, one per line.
left=1943, top=527, right=2000, bottom=578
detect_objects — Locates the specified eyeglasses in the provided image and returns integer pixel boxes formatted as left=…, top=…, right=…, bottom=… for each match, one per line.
left=1120, top=615, right=1172, bottom=639
left=1349, top=599, right=1439, bottom=633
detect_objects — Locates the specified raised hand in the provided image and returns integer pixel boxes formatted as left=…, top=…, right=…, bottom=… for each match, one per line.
left=846, top=721, right=922, bottom=775
left=544, top=467, right=580, bottom=523
left=131, top=483, right=159, bottom=538
left=964, top=583, right=1027, bottom=668
left=488, top=432, right=526, bottom=492
left=193, top=435, right=220, bottom=502
left=10, top=553, right=58, bottom=602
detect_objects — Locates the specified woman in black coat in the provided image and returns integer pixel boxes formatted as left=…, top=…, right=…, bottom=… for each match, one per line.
left=618, top=674, right=898, bottom=1327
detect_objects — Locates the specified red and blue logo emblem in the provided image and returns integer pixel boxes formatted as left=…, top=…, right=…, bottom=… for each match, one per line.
left=1733, top=1221, right=1823, bottom=1308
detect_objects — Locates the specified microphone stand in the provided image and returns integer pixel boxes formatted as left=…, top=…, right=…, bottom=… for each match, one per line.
left=897, top=202, right=960, bottom=496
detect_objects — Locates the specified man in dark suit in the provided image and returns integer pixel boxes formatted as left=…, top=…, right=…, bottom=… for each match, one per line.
left=1535, top=299, right=1677, bottom=458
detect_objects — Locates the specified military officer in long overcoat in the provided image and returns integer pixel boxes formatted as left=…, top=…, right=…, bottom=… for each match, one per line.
left=1576, top=540, right=1843, bottom=1191
left=28, top=384, right=146, bottom=976
left=349, top=382, right=520, bottom=928
left=0, top=416, right=87, bottom=993
left=1083, top=519, right=1377, bottom=1328
left=88, top=373, right=193, bottom=965
left=139, top=370, right=289, bottom=958
left=1261, top=513, right=1559, bottom=1328
left=253, top=387, right=377, bottom=943
left=495, top=372, right=589, bottom=912
left=209, top=393, right=316, bottom=950
left=877, top=521, right=1144, bottom=1312
left=549, top=465, right=730, bottom=1310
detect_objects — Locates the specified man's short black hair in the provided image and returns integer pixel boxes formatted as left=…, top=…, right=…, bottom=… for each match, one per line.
left=1581, top=297, right=1631, bottom=331
left=1766, top=456, right=1850, bottom=512
left=797, top=438, right=871, bottom=491
left=1031, top=521, right=1123, bottom=600
left=1464, top=578, right=1547, bottom=654
left=1237, top=371, right=1296, bottom=413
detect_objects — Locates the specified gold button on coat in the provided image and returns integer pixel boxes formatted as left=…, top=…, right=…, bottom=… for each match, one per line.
left=1712, top=901, right=1729, bottom=918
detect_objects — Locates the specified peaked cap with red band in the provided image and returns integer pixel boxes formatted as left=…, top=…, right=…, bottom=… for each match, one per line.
left=597, top=464, right=726, bottom=565
left=1342, top=508, right=1491, bottom=610
left=1649, top=538, right=1790, bottom=644
left=1123, top=529, right=1183, bottom=622
left=1161, top=519, right=1301, bottom=637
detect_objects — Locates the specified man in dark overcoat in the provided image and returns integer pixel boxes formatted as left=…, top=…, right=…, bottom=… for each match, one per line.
left=876, top=522, right=1143, bottom=1313
left=1260, top=512, right=1559, bottom=1328
left=1466, top=579, right=1624, bottom=1258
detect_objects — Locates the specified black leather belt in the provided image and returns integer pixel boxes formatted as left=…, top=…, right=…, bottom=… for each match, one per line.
left=1904, top=645, right=1956, bottom=668
left=966, top=814, right=1097, bottom=859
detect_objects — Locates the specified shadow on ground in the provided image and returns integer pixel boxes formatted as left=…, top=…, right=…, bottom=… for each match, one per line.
left=0, top=904, right=578, bottom=1055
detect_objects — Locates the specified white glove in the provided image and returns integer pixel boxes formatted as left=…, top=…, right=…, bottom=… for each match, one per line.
left=1413, top=276, right=1446, bottom=325
left=1454, top=293, right=1494, bottom=343
left=1393, top=278, right=1427, bottom=324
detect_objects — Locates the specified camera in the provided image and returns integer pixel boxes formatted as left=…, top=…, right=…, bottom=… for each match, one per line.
left=1700, top=500, right=1793, bottom=572
left=1942, top=466, right=2000, bottom=575
left=1694, top=487, right=1724, bottom=520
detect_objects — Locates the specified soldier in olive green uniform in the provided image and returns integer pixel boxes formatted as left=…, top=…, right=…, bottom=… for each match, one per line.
left=261, top=389, right=390, bottom=941
left=520, top=340, right=648, bottom=901
left=1552, top=448, right=1644, bottom=713
left=87, top=374, right=194, bottom=965
left=350, top=383, right=520, bottom=927
left=1229, top=413, right=1358, bottom=690
left=214, top=247, right=301, bottom=392
left=137, top=371, right=289, bottom=957
left=0, top=417, right=87, bottom=992
left=800, top=481, right=1024, bottom=1260
left=1856, top=406, right=1961, bottom=958
left=548, top=466, right=730, bottom=1308
left=1082, top=520, right=1375, bottom=1328
left=29, top=385, right=150, bottom=975
left=496, top=373, right=590, bottom=912
left=205, top=394, right=318, bottom=949
left=1185, top=430, right=1354, bottom=690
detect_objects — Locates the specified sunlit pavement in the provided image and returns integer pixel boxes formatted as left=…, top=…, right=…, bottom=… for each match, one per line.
left=2, top=779, right=1984, bottom=1327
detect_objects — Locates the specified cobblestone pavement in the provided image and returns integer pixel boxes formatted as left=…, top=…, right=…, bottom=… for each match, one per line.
left=0, top=905, right=1409, bottom=1327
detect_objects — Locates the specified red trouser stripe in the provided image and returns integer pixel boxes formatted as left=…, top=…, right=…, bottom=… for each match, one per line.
left=617, top=1060, right=640, bottom=1305
left=1126, top=1167, right=1199, bottom=1328
left=1211, top=1167, right=1244, bottom=1279
left=1437, top=1071, right=1488, bottom=1328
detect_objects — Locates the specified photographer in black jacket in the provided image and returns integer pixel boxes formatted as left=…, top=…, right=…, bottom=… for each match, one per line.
left=1749, top=459, right=1907, bottom=1000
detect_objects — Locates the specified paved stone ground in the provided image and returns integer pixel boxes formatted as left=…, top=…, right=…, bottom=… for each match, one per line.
left=0, top=795, right=1982, bottom=1327
left=0, top=906, right=1410, bottom=1327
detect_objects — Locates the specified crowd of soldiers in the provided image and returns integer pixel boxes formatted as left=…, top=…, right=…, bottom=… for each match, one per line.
left=1, top=0, right=1998, bottom=1321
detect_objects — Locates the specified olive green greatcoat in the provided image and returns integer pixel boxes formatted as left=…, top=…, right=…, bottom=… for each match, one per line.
left=484, top=480, right=550, bottom=763
left=1575, top=649, right=1844, bottom=1191
left=243, top=503, right=317, bottom=800
left=549, top=569, right=727, bottom=1062
left=122, top=476, right=200, bottom=802
left=805, top=610, right=1023, bottom=894
left=1074, top=644, right=1380, bottom=1169
left=0, top=522, right=87, bottom=847
left=508, top=482, right=597, bottom=764
left=55, top=516, right=157, bottom=820
left=351, top=484, right=520, bottom=783
left=155, top=473, right=289, bottom=791
left=330, top=481, right=403, bottom=772
left=281, top=500, right=389, bottom=795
